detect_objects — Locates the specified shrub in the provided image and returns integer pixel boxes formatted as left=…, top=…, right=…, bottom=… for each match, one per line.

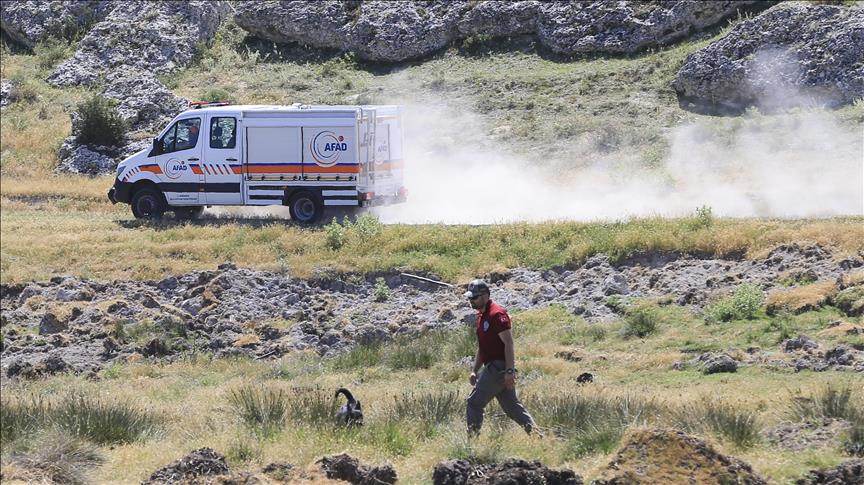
left=705, top=283, right=763, bottom=323
left=528, top=392, right=655, bottom=457
left=34, top=37, right=72, bottom=71
left=674, top=399, right=761, bottom=448
left=390, top=390, right=462, bottom=425
left=9, top=430, right=103, bottom=485
left=51, top=393, right=159, bottom=445
left=284, top=388, right=339, bottom=427
left=324, top=217, right=345, bottom=250
left=374, top=277, right=390, bottom=302
left=331, top=341, right=383, bottom=370
left=384, top=335, right=437, bottom=370
left=844, top=419, right=864, bottom=457
left=74, top=95, right=126, bottom=147
left=1, top=393, right=157, bottom=446
left=790, top=384, right=859, bottom=422
left=353, top=213, right=383, bottom=241
left=622, top=304, right=662, bottom=338
left=228, top=385, right=288, bottom=437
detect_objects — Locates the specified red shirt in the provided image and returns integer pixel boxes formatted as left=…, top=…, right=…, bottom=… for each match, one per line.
left=476, top=300, right=512, bottom=364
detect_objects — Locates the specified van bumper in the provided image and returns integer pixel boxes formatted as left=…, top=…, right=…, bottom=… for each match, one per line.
left=108, top=179, right=132, bottom=204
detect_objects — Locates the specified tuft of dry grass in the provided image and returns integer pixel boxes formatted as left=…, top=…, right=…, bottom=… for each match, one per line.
left=766, top=281, right=838, bottom=315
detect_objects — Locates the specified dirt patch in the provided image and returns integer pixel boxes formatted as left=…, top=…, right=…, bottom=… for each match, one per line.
left=593, top=428, right=767, bottom=485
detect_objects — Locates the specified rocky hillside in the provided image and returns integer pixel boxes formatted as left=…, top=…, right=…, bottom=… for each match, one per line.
left=1, top=0, right=862, bottom=175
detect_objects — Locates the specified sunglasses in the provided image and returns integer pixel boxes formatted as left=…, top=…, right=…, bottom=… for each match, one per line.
left=468, top=294, right=485, bottom=301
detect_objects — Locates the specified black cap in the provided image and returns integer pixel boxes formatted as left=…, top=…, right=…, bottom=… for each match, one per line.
left=464, top=279, right=489, bottom=298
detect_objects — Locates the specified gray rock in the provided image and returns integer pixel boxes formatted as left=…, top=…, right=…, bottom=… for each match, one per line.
left=234, top=0, right=355, bottom=51
left=782, top=335, right=819, bottom=353
left=48, top=1, right=229, bottom=86
left=825, top=345, right=856, bottom=367
left=536, top=1, right=760, bottom=55
left=0, top=79, right=20, bottom=108
left=347, top=1, right=465, bottom=62
left=101, top=70, right=188, bottom=133
left=602, top=273, right=629, bottom=296
left=56, top=136, right=117, bottom=176
left=352, top=324, right=391, bottom=345
left=673, top=3, right=864, bottom=113
left=0, top=0, right=114, bottom=49
left=38, top=312, right=67, bottom=335
left=457, top=1, right=539, bottom=38
left=697, top=352, right=738, bottom=374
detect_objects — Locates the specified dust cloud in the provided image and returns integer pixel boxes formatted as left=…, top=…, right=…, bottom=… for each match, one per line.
left=374, top=102, right=863, bottom=225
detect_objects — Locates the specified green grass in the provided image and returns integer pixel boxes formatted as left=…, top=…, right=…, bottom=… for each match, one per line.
left=674, top=399, right=762, bottom=449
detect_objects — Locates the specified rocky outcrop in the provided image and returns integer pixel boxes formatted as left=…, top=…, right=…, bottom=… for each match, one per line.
left=593, top=428, right=767, bottom=485
left=235, top=0, right=763, bottom=62
left=433, top=458, right=582, bottom=485
left=536, top=0, right=760, bottom=55
left=47, top=1, right=229, bottom=86
left=796, top=459, right=864, bottom=485
left=2, top=245, right=861, bottom=377
left=142, top=448, right=229, bottom=485
left=317, top=454, right=397, bottom=485
left=101, top=70, right=188, bottom=133
left=673, top=2, right=864, bottom=113
left=0, top=0, right=114, bottom=49
left=56, top=138, right=119, bottom=176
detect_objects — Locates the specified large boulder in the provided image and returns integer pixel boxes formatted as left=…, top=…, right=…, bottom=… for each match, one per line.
left=456, top=1, right=539, bottom=38
left=673, top=2, right=864, bottom=113
left=233, top=0, right=356, bottom=51
left=346, top=1, right=465, bottom=62
left=0, top=0, right=114, bottom=49
left=48, top=1, right=230, bottom=86
left=101, top=70, right=188, bottom=133
left=593, top=428, right=767, bottom=485
left=535, top=1, right=761, bottom=55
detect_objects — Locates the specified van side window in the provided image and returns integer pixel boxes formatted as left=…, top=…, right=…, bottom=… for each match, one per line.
left=210, top=117, right=237, bottom=149
left=160, top=118, right=201, bottom=153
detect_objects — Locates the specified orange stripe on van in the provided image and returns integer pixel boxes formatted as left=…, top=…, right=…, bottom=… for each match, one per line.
left=371, top=160, right=404, bottom=171
left=141, top=165, right=163, bottom=174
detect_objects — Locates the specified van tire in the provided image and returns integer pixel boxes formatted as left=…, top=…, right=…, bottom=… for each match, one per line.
left=288, top=191, right=322, bottom=224
left=175, top=206, right=204, bottom=220
left=131, top=187, right=167, bottom=219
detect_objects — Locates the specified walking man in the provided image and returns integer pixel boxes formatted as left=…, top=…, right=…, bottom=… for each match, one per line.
left=465, top=279, right=538, bottom=436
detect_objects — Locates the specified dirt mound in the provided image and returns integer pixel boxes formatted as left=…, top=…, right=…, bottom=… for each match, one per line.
left=796, top=459, right=864, bottom=485
left=142, top=448, right=229, bottom=485
left=317, top=454, right=397, bottom=485
left=593, top=428, right=766, bottom=485
left=432, top=458, right=582, bottom=485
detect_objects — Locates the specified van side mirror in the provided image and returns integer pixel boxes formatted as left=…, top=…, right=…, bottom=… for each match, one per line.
left=149, top=137, right=162, bottom=157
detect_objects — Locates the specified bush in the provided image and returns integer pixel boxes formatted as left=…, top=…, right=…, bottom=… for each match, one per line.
left=622, top=304, right=663, bottom=338
left=1, top=393, right=158, bottom=446
left=353, top=213, right=383, bottom=241
left=324, top=217, right=345, bottom=250
left=844, top=420, right=864, bottom=457
left=790, top=384, right=859, bottom=422
left=390, top=390, right=462, bottom=425
left=705, top=283, right=763, bottom=323
left=228, top=385, right=288, bottom=437
left=374, top=277, right=390, bottom=302
left=674, top=399, right=761, bottom=448
left=9, top=430, right=103, bottom=485
left=34, top=37, right=73, bottom=71
left=74, top=95, right=126, bottom=147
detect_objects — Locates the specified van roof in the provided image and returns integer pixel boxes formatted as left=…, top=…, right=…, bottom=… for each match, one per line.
left=180, top=104, right=400, bottom=115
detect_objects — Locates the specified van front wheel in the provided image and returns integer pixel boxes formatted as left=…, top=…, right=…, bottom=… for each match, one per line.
left=131, top=187, right=166, bottom=219
left=288, top=192, right=322, bottom=224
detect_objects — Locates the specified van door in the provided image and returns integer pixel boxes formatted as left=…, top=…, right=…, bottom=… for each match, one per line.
left=154, top=117, right=204, bottom=205
left=201, top=115, right=242, bottom=205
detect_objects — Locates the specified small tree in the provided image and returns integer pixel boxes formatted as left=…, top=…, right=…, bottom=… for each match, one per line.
left=74, top=95, right=126, bottom=146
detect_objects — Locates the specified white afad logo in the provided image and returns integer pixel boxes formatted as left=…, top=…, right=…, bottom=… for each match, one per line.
left=482, top=320, right=490, bottom=332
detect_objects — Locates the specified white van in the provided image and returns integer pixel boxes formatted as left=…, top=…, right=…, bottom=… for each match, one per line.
left=108, top=103, right=406, bottom=223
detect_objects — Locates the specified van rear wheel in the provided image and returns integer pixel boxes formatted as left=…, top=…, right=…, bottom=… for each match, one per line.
left=288, top=192, right=322, bottom=224
left=131, top=187, right=166, bottom=219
